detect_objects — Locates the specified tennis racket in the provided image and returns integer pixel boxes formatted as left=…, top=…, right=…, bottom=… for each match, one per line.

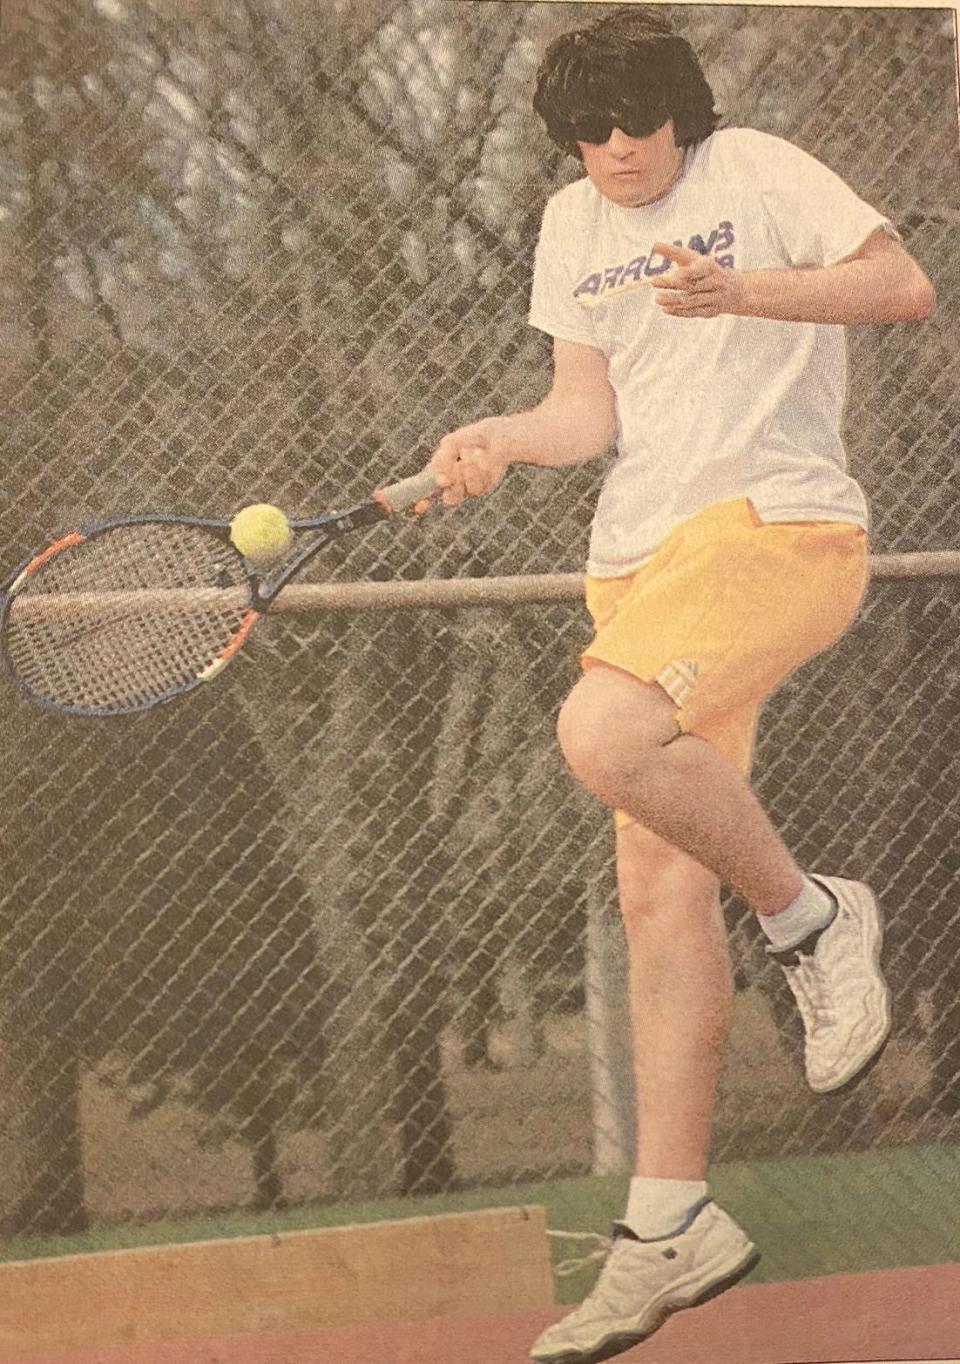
left=0, top=469, right=439, bottom=718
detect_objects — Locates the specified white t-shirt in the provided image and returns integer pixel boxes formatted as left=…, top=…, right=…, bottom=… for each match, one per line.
left=528, top=127, right=893, bottom=576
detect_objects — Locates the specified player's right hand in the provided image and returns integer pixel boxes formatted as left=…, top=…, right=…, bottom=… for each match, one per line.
left=425, top=420, right=509, bottom=508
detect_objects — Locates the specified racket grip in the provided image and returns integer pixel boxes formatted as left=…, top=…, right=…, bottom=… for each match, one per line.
left=373, top=469, right=441, bottom=514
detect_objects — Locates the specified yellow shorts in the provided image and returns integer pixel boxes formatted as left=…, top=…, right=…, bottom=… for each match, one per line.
left=583, top=497, right=868, bottom=817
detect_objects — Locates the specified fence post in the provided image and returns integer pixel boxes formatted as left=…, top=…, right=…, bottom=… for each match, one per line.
left=585, top=887, right=635, bottom=1177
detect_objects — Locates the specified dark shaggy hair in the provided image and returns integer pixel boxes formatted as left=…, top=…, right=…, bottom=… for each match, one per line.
left=533, top=8, right=720, bottom=157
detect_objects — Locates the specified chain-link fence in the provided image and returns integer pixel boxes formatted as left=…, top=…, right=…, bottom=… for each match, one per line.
left=0, top=0, right=958, bottom=1238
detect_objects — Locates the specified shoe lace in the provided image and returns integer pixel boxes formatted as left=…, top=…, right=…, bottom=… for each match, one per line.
left=548, top=1230, right=611, bottom=1281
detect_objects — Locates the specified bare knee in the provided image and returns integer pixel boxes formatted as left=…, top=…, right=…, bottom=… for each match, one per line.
left=556, top=668, right=677, bottom=805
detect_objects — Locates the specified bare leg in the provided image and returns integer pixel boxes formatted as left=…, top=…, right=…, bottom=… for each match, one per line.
left=558, top=666, right=802, bottom=914
left=617, top=823, right=732, bottom=1179
left=529, top=810, right=762, bottom=1363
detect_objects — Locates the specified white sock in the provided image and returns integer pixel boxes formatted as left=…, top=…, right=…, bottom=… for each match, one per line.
left=760, top=875, right=837, bottom=952
left=622, top=1175, right=709, bottom=1239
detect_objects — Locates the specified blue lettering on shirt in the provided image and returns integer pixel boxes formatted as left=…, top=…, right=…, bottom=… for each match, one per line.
left=603, top=264, right=625, bottom=291
left=644, top=248, right=676, bottom=278
left=687, top=229, right=718, bottom=255
left=573, top=221, right=737, bottom=301
left=573, top=272, right=603, bottom=298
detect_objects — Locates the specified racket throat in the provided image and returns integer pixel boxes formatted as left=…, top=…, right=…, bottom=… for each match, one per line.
left=252, top=501, right=387, bottom=610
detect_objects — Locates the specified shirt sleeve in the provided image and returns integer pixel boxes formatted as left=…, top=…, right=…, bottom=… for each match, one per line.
left=527, top=193, right=600, bottom=347
left=749, top=131, right=897, bottom=268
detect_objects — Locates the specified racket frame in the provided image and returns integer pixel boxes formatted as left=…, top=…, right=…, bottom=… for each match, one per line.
left=0, top=478, right=428, bottom=718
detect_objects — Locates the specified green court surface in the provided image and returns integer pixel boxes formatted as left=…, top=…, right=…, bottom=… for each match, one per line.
left=6, top=1145, right=958, bottom=1305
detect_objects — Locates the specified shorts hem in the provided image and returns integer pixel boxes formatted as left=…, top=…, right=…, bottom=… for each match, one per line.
left=581, top=650, right=684, bottom=710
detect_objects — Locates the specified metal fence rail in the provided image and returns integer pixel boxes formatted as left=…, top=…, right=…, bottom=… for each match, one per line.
left=0, top=1, right=957, bottom=1236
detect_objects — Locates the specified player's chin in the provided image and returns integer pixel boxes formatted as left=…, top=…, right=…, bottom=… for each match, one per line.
left=609, top=187, right=651, bottom=208
left=604, top=173, right=671, bottom=207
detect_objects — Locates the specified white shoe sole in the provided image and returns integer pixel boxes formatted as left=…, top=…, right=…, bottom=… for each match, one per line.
left=531, top=1243, right=760, bottom=1364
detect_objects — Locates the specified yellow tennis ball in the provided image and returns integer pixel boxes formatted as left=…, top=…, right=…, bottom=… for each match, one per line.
left=229, top=503, right=292, bottom=562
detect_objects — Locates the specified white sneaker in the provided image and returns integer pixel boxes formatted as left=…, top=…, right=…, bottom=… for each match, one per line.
left=771, top=874, right=891, bottom=1093
left=529, top=1200, right=758, bottom=1364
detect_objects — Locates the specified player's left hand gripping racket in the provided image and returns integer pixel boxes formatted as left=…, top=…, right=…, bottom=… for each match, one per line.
left=0, top=469, right=439, bottom=718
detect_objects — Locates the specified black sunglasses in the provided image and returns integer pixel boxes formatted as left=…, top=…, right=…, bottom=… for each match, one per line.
left=568, top=109, right=666, bottom=146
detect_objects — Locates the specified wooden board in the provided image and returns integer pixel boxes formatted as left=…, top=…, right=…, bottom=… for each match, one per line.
left=0, top=1205, right=554, bottom=1361
left=23, top=1262, right=960, bottom=1364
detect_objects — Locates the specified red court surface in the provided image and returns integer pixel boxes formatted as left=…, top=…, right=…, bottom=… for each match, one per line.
left=24, top=1260, right=960, bottom=1364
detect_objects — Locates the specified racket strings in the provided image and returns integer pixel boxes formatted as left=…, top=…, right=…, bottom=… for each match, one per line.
left=4, top=523, right=252, bottom=714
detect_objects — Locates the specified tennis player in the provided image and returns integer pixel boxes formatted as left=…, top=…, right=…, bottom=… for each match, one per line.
left=427, top=9, right=935, bottom=1363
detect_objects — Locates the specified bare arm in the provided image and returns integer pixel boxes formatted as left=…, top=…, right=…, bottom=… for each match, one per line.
left=428, top=338, right=617, bottom=506
left=653, top=228, right=936, bottom=325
